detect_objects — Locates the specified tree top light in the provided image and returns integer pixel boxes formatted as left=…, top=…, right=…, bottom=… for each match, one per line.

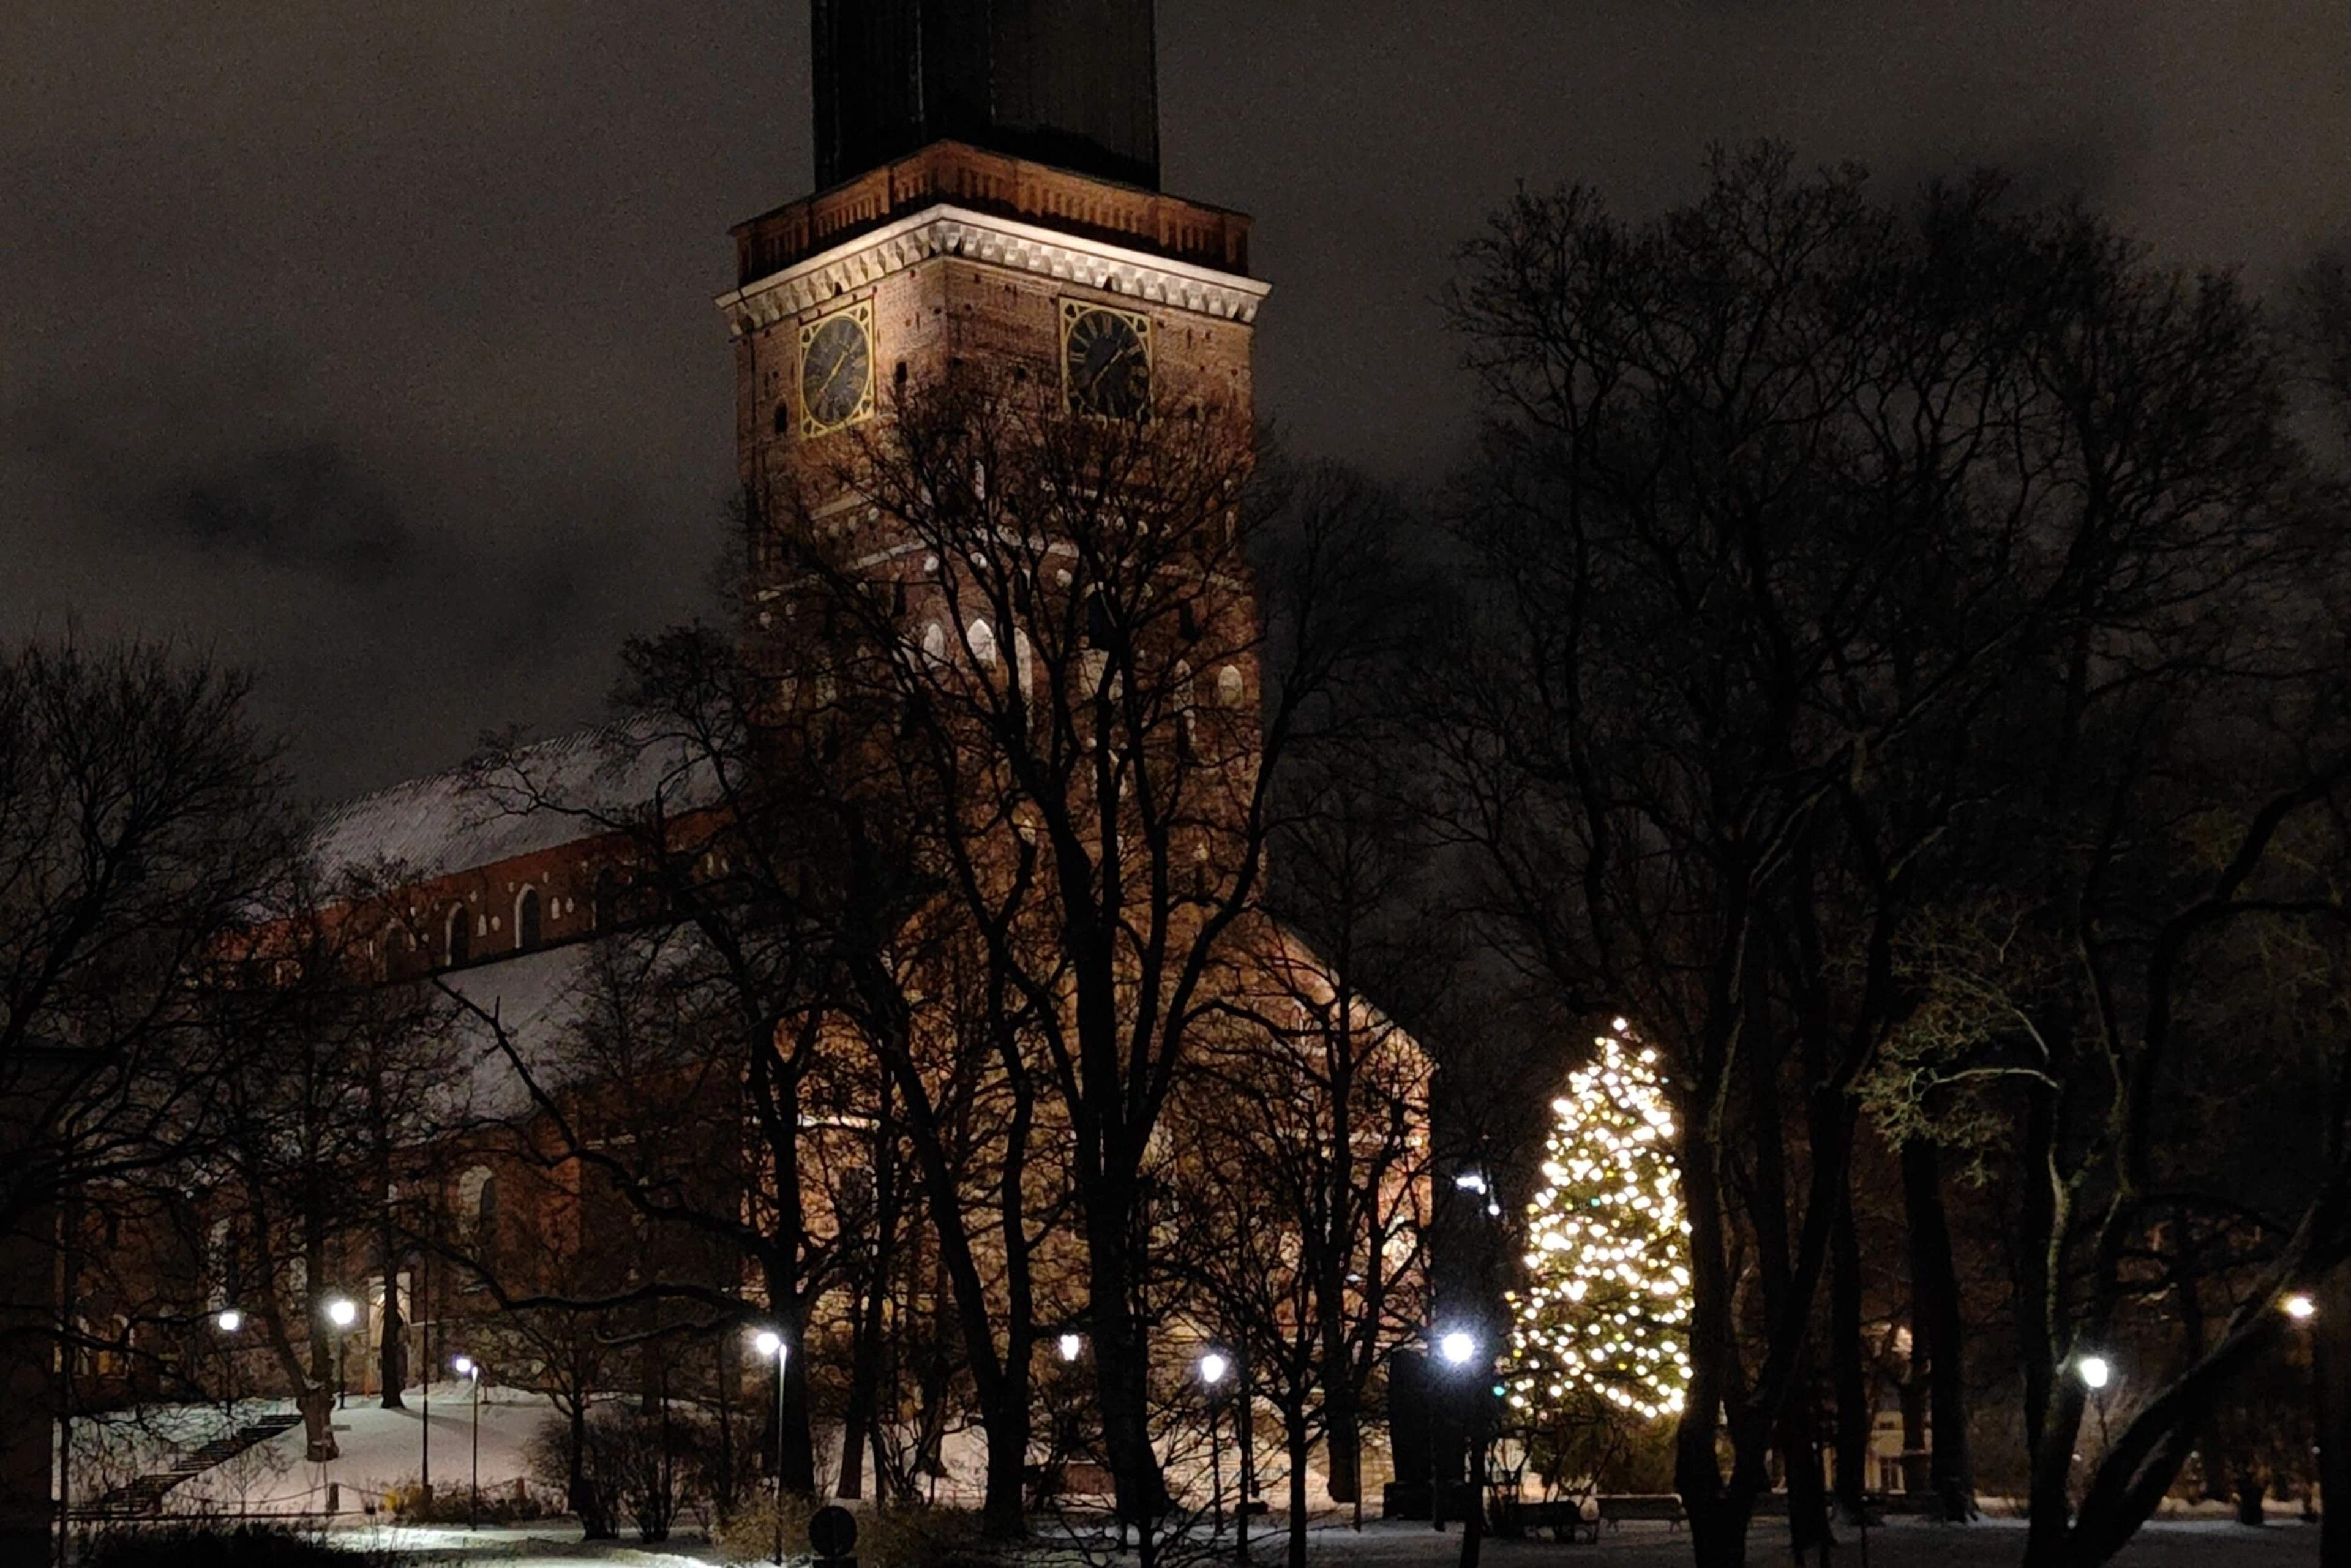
left=325, top=1297, right=358, bottom=1329
left=1199, top=1350, right=1230, bottom=1385
left=754, top=1330, right=787, bottom=1362
left=1439, top=1329, right=1479, bottom=1367
left=215, top=1308, right=242, bottom=1333
left=2077, top=1354, right=2112, bottom=1391
left=2286, top=1294, right=2317, bottom=1321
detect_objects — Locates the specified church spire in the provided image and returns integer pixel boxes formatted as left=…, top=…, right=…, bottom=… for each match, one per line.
left=811, top=0, right=1160, bottom=192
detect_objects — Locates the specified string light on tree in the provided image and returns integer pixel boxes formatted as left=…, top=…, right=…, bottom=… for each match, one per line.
left=1505, top=1021, right=1693, bottom=1424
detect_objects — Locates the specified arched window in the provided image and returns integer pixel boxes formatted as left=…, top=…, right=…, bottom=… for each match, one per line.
left=516, top=887, right=542, bottom=950
left=444, top=906, right=471, bottom=967
left=969, top=618, right=999, bottom=668
left=1216, top=664, right=1247, bottom=708
left=920, top=620, right=947, bottom=667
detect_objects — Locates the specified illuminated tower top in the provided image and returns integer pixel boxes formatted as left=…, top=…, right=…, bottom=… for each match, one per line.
left=812, top=0, right=1160, bottom=191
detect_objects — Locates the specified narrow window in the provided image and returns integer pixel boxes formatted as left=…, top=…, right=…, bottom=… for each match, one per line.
left=592, top=871, right=619, bottom=932
left=1217, top=665, right=1247, bottom=708
left=516, top=888, right=542, bottom=949
left=444, top=906, right=471, bottom=967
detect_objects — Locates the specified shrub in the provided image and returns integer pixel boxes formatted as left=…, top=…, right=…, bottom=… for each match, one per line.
left=383, top=1473, right=555, bottom=1526
left=529, top=1405, right=721, bottom=1543
left=715, top=1490, right=812, bottom=1566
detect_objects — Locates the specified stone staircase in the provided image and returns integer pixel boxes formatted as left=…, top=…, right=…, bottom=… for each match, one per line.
left=80, top=1412, right=305, bottom=1518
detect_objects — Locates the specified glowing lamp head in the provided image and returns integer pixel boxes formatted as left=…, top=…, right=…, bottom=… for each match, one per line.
left=2287, top=1294, right=2317, bottom=1322
left=452, top=1354, right=476, bottom=1378
left=2076, top=1354, right=2112, bottom=1391
left=325, top=1297, right=358, bottom=1329
left=1439, top=1329, right=1479, bottom=1367
left=1199, top=1351, right=1230, bottom=1386
left=754, top=1330, right=786, bottom=1363
left=1058, top=1332, right=1083, bottom=1364
left=214, top=1308, right=242, bottom=1334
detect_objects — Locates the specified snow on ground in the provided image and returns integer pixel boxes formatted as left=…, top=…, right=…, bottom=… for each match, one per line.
left=302, top=1514, right=2323, bottom=1568
left=72, top=1393, right=2325, bottom=1567
left=74, top=1380, right=552, bottom=1518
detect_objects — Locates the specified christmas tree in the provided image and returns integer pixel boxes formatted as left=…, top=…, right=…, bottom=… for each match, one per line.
left=1505, top=1022, right=1693, bottom=1425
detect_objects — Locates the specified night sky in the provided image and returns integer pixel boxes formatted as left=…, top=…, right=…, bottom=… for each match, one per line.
left=7, top=3, right=2345, bottom=802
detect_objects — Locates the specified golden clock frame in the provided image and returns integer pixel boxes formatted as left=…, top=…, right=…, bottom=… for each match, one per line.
left=1059, top=299, right=1153, bottom=420
left=798, top=300, right=876, bottom=437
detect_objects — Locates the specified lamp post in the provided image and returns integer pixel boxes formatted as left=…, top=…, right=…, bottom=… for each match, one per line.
left=2076, top=1353, right=2116, bottom=1458
left=755, top=1331, right=789, bottom=1568
left=326, top=1297, right=358, bottom=1410
left=2286, top=1295, right=2320, bottom=1521
left=452, top=1356, right=482, bottom=1530
left=1439, top=1327, right=1487, bottom=1568
left=1200, top=1351, right=1231, bottom=1539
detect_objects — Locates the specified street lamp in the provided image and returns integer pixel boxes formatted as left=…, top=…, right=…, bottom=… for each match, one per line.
left=1059, top=1332, right=1084, bottom=1364
left=2075, top=1354, right=2117, bottom=1459
left=2287, top=1294, right=2318, bottom=1322
left=1436, top=1327, right=1490, bottom=1566
left=214, top=1308, right=242, bottom=1334
left=755, top=1331, right=789, bottom=1568
left=326, top=1297, right=358, bottom=1409
left=452, top=1356, right=482, bottom=1531
left=1199, top=1351, right=1231, bottom=1539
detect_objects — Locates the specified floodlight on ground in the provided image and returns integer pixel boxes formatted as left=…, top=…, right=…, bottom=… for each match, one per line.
left=1059, top=1332, right=1083, bottom=1363
left=214, top=1308, right=242, bottom=1333
left=2287, top=1294, right=2317, bottom=1321
left=2076, top=1354, right=2112, bottom=1391
left=1439, top=1329, right=1479, bottom=1368
left=754, top=1330, right=787, bottom=1363
left=1199, top=1350, right=1230, bottom=1386
left=325, top=1296, right=357, bottom=1329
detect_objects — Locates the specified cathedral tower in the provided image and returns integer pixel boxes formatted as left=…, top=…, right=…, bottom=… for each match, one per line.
left=719, top=0, right=1265, bottom=511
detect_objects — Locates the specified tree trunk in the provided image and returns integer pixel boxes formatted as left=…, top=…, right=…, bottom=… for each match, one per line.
left=2317, top=1259, right=2351, bottom=1567
left=1288, top=1405, right=1311, bottom=1568
left=377, top=1228, right=407, bottom=1410
left=2236, top=1467, right=2267, bottom=1527
left=1086, top=1183, right=1168, bottom=1542
left=1776, top=1356, right=1832, bottom=1561
left=980, top=1367, right=1033, bottom=1540
left=1831, top=1180, right=1869, bottom=1518
left=1902, top=1138, right=1974, bottom=1520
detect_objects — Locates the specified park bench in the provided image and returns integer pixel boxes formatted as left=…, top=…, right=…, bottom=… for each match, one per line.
left=1493, top=1495, right=1600, bottom=1544
left=1598, top=1493, right=1688, bottom=1530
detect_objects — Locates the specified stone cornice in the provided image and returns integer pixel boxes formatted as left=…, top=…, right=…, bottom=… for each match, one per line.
left=715, top=204, right=1272, bottom=339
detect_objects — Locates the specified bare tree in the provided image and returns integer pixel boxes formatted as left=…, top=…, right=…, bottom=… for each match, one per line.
left=1430, top=144, right=2320, bottom=1566
left=778, top=369, right=1392, bottom=1554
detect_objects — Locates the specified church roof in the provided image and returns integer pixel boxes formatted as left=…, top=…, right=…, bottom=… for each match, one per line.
left=310, top=721, right=718, bottom=886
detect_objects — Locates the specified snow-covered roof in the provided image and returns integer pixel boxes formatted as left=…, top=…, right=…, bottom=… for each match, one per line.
left=437, top=942, right=599, bottom=1120
left=311, top=721, right=720, bottom=885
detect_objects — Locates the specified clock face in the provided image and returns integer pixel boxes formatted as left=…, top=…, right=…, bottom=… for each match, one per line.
left=1062, top=303, right=1151, bottom=420
left=800, top=305, right=874, bottom=433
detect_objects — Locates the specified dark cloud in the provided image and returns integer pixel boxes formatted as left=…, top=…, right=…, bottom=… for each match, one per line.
left=7, top=1, right=2345, bottom=800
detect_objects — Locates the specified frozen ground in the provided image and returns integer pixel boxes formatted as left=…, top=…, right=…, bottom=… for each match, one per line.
left=71, top=1381, right=550, bottom=1517
left=66, top=1395, right=2322, bottom=1567
left=310, top=1514, right=2321, bottom=1568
